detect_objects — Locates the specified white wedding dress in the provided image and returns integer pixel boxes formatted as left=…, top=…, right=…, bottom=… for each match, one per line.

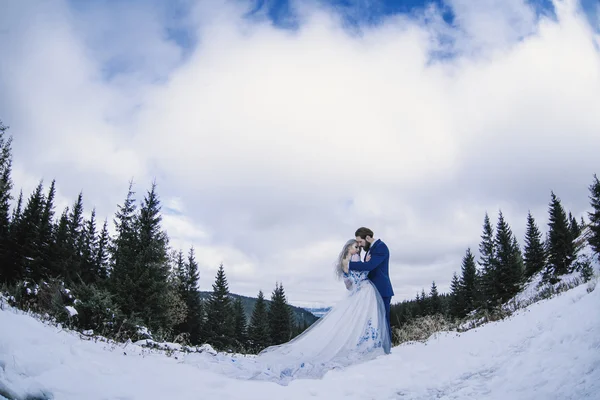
left=183, top=254, right=391, bottom=385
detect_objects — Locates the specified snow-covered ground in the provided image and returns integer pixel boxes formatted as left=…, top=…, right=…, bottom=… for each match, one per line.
left=1, top=277, right=598, bottom=400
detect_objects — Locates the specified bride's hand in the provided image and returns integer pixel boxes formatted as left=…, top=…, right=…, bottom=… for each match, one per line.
left=366, top=254, right=371, bottom=262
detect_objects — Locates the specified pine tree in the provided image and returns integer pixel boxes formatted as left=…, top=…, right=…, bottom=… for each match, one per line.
left=50, top=207, right=71, bottom=279
left=17, top=182, right=46, bottom=282
left=268, top=282, right=292, bottom=345
left=173, top=250, right=187, bottom=290
left=204, top=264, right=234, bottom=350
left=95, top=219, right=110, bottom=281
left=545, top=192, right=576, bottom=282
left=478, top=213, right=496, bottom=309
left=248, top=290, right=270, bottom=352
left=0, top=120, right=13, bottom=283
left=130, top=182, right=171, bottom=332
left=412, top=293, right=420, bottom=317
left=493, top=211, right=522, bottom=303
left=459, top=248, right=478, bottom=315
left=449, top=272, right=465, bottom=319
left=110, top=182, right=139, bottom=318
left=4, top=191, right=23, bottom=281
left=233, top=297, right=247, bottom=348
left=36, top=180, right=56, bottom=280
left=523, top=211, right=546, bottom=279
left=66, top=192, right=85, bottom=283
left=569, top=212, right=581, bottom=240
left=171, top=250, right=188, bottom=336
left=80, top=209, right=98, bottom=284
left=183, top=247, right=203, bottom=345
left=511, top=236, right=525, bottom=285
left=401, top=301, right=414, bottom=324
left=419, top=289, right=428, bottom=316
left=588, top=174, right=600, bottom=261
left=428, top=281, right=442, bottom=315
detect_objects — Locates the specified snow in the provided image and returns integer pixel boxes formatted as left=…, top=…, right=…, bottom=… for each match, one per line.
left=133, top=339, right=183, bottom=352
left=136, top=325, right=152, bottom=339
left=512, top=246, right=600, bottom=309
left=1, top=279, right=598, bottom=400
left=65, top=306, right=78, bottom=317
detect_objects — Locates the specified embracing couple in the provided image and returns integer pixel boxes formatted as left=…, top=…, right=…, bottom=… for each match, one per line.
left=195, top=227, right=394, bottom=385
left=340, top=226, right=394, bottom=347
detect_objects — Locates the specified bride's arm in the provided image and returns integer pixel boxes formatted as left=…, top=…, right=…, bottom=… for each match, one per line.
left=343, top=254, right=360, bottom=290
left=343, top=276, right=352, bottom=290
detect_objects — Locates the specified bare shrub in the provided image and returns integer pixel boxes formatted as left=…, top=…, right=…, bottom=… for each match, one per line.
left=393, top=314, right=455, bottom=345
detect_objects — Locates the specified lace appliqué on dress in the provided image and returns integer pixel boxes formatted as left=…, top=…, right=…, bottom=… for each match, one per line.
left=343, top=270, right=369, bottom=294
left=357, top=318, right=383, bottom=351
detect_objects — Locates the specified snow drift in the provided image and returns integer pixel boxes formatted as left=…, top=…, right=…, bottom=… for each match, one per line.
left=1, top=274, right=599, bottom=399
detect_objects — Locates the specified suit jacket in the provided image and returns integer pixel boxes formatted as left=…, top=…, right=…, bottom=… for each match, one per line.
left=349, top=239, right=394, bottom=297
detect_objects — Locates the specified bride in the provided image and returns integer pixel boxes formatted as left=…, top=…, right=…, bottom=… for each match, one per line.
left=184, top=239, right=392, bottom=385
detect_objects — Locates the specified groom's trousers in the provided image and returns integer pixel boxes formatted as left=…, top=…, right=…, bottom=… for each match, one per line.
left=382, top=296, right=392, bottom=343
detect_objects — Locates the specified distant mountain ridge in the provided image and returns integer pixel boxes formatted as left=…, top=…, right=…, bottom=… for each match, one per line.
left=303, top=307, right=332, bottom=318
left=199, top=291, right=319, bottom=326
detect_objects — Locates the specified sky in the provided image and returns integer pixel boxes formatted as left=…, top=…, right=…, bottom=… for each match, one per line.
left=1, top=0, right=599, bottom=308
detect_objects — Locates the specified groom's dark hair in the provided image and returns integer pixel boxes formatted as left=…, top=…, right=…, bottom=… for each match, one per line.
left=355, top=227, right=374, bottom=240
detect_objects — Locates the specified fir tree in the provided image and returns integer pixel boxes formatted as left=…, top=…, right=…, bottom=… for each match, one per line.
left=512, top=236, right=525, bottom=280
left=36, top=180, right=56, bottom=280
left=17, top=182, right=45, bottom=282
left=569, top=212, right=581, bottom=240
left=412, top=293, right=420, bottom=317
left=401, top=301, right=414, bottom=324
left=50, top=207, right=71, bottom=280
left=459, top=248, right=478, bottom=315
left=248, top=290, right=270, bottom=352
left=268, top=282, right=292, bottom=345
left=588, top=174, right=600, bottom=261
left=233, top=297, right=247, bottom=348
left=0, top=120, right=13, bottom=282
left=449, top=272, right=465, bottom=319
left=545, top=192, right=576, bottom=282
left=2, top=191, right=23, bottom=284
left=493, top=211, right=522, bottom=303
left=11, top=190, right=23, bottom=223
left=95, top=219, right=110, bottom=281
left=418, top=289, right=428, bottom=316
left=478, top=213, right=496, bottom=310
left=130, top=182, right=171, bottom=331
left=523, top=211, right=546, bottom=279
left=428, top=281, right=442, bottom=315
left=173, top=250, right=187, bottom=291
left=171, top=250, right=188, bottom=336
left=80, top=209, right=98, bottom=284
left=110, top=182, right=139, bottom=318
left=66, top=192, right=85, bottom=283
left=182, top=247, right=203, bottom=345
left=204, top=264, right=235, bottom=350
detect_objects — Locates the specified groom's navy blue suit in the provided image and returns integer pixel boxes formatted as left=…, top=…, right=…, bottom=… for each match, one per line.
left=349, top=239, right=394, bottom=343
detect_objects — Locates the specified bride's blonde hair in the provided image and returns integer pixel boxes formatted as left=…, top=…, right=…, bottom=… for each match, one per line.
left=334, top=239, right=358, bottom=280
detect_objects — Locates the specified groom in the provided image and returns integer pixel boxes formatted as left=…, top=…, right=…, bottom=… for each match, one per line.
left=348, top=227, right=394, bottom=344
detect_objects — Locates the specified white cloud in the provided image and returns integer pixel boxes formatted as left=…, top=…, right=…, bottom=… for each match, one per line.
left=1, top=0, right=599, bottom=306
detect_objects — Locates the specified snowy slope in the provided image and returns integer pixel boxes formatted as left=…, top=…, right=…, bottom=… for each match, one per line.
left=1, top=278, right=599, bottom=400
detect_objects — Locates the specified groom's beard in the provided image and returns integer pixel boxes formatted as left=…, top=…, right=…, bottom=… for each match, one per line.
left=363, top=242, right=371, bottom=252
